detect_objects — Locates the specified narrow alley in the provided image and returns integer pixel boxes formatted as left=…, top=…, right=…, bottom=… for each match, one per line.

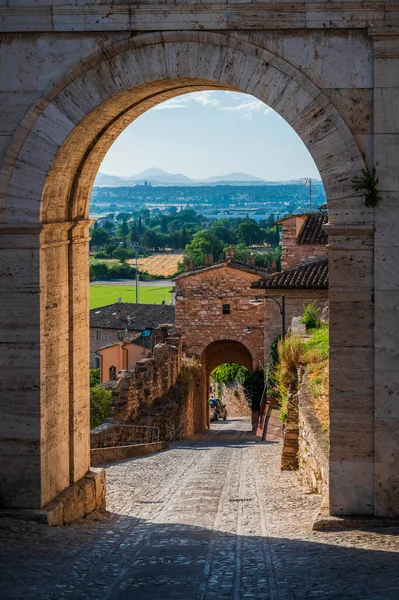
left=1, top=418, right=398, bottom=600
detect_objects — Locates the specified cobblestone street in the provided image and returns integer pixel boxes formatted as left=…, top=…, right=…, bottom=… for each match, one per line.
left=1, top=417, right=399, bottom=600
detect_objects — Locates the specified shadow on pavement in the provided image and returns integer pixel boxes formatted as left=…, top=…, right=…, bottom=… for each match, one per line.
left=1, top=512, right=399, bottom=600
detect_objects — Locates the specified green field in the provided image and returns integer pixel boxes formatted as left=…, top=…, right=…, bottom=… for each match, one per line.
left=90, top=285, right=172, bottom=309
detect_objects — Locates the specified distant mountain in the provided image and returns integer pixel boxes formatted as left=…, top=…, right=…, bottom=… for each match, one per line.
left=204, top=172, right=265, bottom=183
left=94, top=168, right=269, bottom=187
left=129, top=168, right=193, bottom=185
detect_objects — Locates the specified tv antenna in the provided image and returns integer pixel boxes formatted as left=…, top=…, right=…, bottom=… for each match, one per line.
left=304, top=177, right=312, bottom=212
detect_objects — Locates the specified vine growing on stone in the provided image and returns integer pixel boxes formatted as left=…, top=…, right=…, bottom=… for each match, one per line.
left=352, top=167, right=382, bottom=207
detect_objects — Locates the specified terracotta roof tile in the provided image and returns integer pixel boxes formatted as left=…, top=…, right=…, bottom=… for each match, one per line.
left=251, top=257, right=328, bottom=290
left=173, top=260, right=270, bottom=280
left=90, top=303, right=175, bottom=330
left=297, top=213, right=328, bottom=245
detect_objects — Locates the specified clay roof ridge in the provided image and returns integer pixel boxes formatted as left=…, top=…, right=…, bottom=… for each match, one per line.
left=172, top=259, right=269, bottom=280
left=297, top=213, right=328, bottom=245
left=251, top=256, right=328, bottom=290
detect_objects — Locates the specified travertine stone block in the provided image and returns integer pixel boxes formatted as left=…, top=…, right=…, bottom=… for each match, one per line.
left=330, top=460, right=374, bottom=516
left=0, top=21, right=398, bottom=518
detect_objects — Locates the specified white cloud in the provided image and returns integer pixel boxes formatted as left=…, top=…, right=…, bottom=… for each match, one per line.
left=220, top=99, right=272, bottom=120
left=190, top=91, right=220, bottom=107
left=153, top=98, right=189, bottom=110
left=153, top=90, right=271, bottom=119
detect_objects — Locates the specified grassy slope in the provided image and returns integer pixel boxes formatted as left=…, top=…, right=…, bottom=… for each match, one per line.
left=90, top=285, right=172, bottom=309
left=305, top=326, right=329, bottom=430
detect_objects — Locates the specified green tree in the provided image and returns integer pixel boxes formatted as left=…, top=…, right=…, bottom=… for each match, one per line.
left=90, top=369, right=101, bottom=388
left=90, top=386, right=112, bottom=429
left=236, top=219, right=265, bottom=246
left=89, top=261, right=109, bottom=281
left=115, top=212, right=131, bottom=222
left=208, top=224, right=237, bottom=245
left=183, top=230, right=224, bottom=268
left=89, top=227, right=109, bottom=250
left=211, top=363, right=245, bottom=385
left=238, top=368, right=265, bottom=411
left=112, top=247, right=131, bottom=262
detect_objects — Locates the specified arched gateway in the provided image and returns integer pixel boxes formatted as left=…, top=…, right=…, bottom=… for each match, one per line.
left=0, top=28, right=395, bottom=519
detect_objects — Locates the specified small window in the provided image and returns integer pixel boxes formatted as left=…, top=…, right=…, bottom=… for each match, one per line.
left=96, top=358, right=100, bottom=369
left=222, top=303, right=230, bottom=315
left=96, top=330, right=102, bottom=341
left=117, top=331, right=124, bottom=340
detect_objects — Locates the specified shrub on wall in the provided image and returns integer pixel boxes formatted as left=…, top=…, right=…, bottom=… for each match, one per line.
left=238, top=368, right=264, bottom=411
left=90, top=368, right=100, bottom=388
left=300, top=301, right=321, bottom=331
left=211, top=363, right=247, bottom=385
left=90, top=386, right=112, bottom=429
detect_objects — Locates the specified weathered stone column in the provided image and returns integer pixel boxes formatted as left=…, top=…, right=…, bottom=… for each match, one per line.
left=39, top=222, right=74, bottom=506
left=0, top=220, right=104, bottom=523
left=372, top=30, right=399, bottom=517
left=326, top=224, right=375, bottom=515
left=0, top=225, right=42, bottom=508
left=68, top=220, right=93, bottom=484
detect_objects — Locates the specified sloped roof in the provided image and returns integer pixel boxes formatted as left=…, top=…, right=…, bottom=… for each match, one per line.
left=297, top=213, right=328, bottom=245
left=90, top=303, right=175, bottom=330
left=251, top=257, right=328, bottom=290
left=173, top=259, right=269, bottom=281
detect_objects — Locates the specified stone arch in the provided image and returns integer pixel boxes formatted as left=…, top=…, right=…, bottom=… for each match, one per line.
left=202, top=339, right=254, bottom=383
left=1, top=31, right=367, bottom=226
left=201, top=339, right=254, bottom=427
left=0, top=31, right=377, bottom=518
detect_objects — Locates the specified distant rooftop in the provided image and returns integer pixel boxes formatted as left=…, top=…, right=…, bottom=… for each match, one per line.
left=297, top=213, right=328, bottom=245
left=173, top=259, right=270, bottom=281
left=90, top=303, right=175, bottom=330
left=251, top=257, right=328, bottom=290
left=274, top=212, right=328, bottom=245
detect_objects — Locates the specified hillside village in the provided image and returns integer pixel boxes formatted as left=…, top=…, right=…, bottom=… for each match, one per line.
left=2, top=8, right=399, bottom=597
left=90, top=211, right=329, bottom=442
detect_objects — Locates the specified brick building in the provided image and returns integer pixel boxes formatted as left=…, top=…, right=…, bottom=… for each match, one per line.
left=90, top=303, right=175, bottom=369
left=173, top=261, right=269, bottom=370
left=174, top=213, right=329, bottom=376
left=251, top=256, right=329, bottom=350
left=276, top=212, right=328, bottom=270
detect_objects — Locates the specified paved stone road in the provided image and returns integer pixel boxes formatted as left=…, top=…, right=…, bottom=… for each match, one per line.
left=1, top=417, right=399, bottom=600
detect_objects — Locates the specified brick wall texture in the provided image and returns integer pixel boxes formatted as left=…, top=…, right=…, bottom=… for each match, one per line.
left=280, top=216, right=327, bottom=271
left=175, top=265, right=265, bottom=368
left=91, top=326, right=207, bottom=445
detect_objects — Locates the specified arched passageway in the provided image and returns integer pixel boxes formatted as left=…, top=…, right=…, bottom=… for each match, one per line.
left=202, top=340, right=253, bottom=383
left=201, top=340, right=254, bottom=429
left=0, top=31, right=385, bottom=518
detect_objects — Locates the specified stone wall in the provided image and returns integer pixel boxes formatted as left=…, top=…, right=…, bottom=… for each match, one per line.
left=209, top=380, right=251, bottom=417
left=280, top=387, right=299, bottom=471
left=133, top=363, right=206, bottom=441
left=280, top=371, right=329, bottom=496
left=175, top=265, right=265, bottom=367
left=298, top=383, right=329, bottom=495
left=92, top=325, right=206, bottom=444
left=108, top=325, right=182, bottom=424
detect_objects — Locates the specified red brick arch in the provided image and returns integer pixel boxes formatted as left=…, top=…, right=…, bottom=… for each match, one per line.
left=202, top=340, right=254, bottom=382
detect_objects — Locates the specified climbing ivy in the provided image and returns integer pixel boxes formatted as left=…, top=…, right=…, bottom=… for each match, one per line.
left=352, top=167, right=382, bottom=208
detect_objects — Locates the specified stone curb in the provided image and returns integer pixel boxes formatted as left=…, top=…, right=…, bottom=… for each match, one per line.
left=90, top=441, right=168, bottom=466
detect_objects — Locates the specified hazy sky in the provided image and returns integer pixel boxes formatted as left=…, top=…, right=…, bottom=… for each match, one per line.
left=99, top=91, right=321, bottom=181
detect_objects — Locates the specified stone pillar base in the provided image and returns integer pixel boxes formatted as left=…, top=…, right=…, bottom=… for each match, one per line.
left=0, top=468, right=106, bottom=527
left=312, top=496, right=399, bottom=531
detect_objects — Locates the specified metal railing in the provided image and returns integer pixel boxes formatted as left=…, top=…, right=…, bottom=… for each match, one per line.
left=92, top=424, right=160, bottom=449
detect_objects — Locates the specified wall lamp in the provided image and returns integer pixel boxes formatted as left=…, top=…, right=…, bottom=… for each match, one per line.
left=249, top=294, right=286, bottom=340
